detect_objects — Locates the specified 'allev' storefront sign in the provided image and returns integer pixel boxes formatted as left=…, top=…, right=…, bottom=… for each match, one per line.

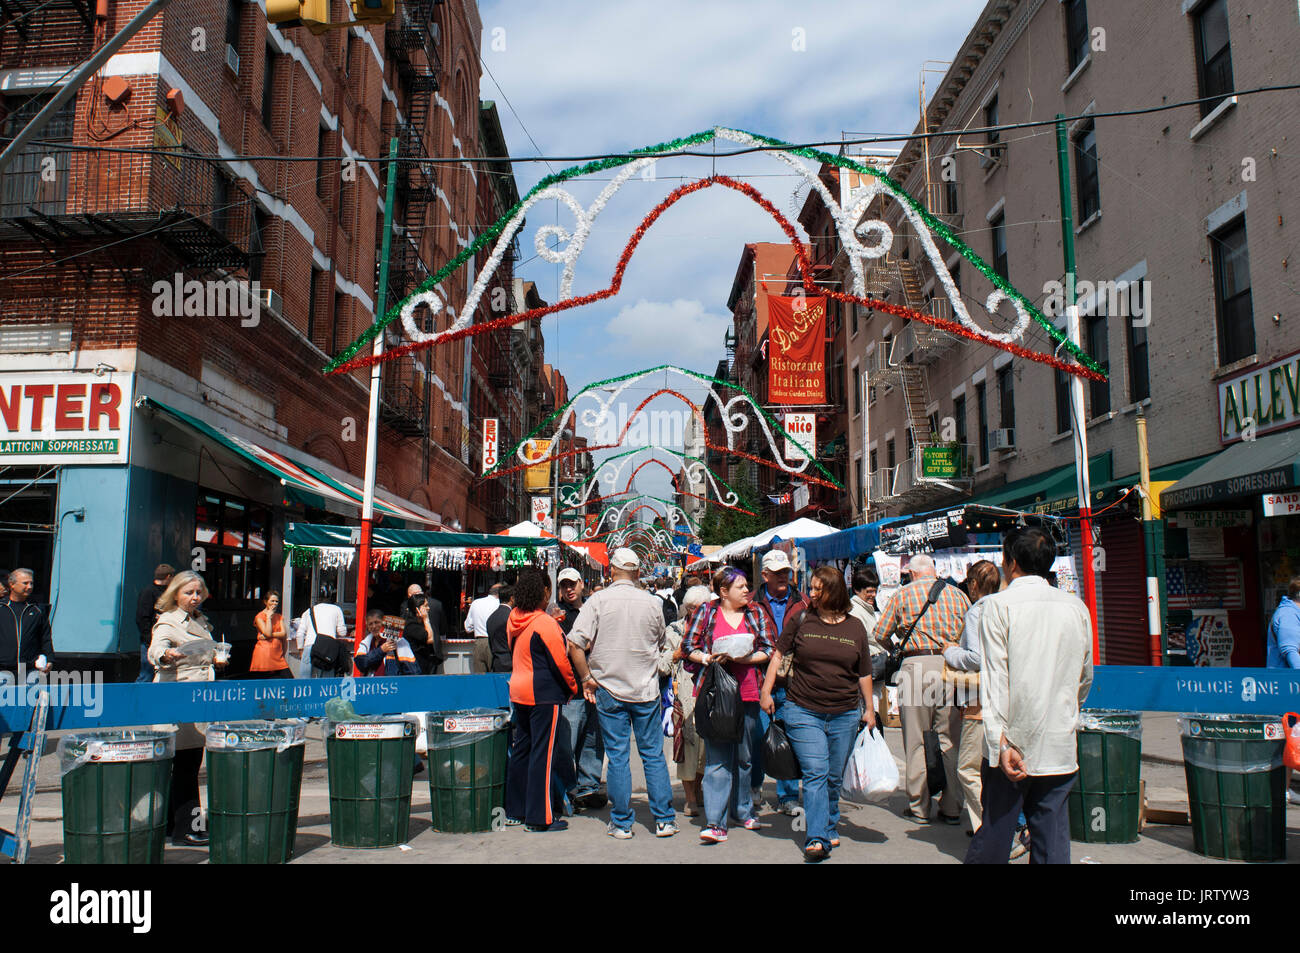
left=0, top=372, right=133, bottom=465
left=1219, top=352, right=1300, bottom=444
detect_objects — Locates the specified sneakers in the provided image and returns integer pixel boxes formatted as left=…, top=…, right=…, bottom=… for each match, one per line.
left=750, top=789, right=769, bottom=813
left=777, top=801, right=801, bottom=816
left=1009, top=826, right=1030, bottom=860
left=1287, top=790, right=1300, bottom=806
left=525, top=819, right=568, bottom=833
left=655, top=821, right=679, bottom=838
left=504, top=817, right=524, bottom=828
left=606, top=822, right=634, bottom=839
left=740, top=817, right=763, bottom=831
left=699, top=826, right=728, bottom=843
left=575, top=791, right=608, bottom=811
left=939, top=813, right=962, bottom=826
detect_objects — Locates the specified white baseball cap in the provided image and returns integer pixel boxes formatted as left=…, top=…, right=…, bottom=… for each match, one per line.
left=611, top=548, right=641, bottom=571
left=761, top=550, right=792, bottom=572
left=557, top=568, right=582, bottom=584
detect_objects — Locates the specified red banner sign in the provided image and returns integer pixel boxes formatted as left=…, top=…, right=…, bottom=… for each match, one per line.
left=768, top=295, right=826, bottom=404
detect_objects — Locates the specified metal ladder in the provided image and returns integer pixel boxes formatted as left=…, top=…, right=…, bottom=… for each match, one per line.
left=0, top=689, right=49, bottom=863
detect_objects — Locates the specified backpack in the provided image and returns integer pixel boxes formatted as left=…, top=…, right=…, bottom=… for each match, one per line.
left=307, top=607, right=344, bottom=672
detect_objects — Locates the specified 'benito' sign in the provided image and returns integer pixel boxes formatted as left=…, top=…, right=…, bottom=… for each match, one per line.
left=1219, top=352, right=1300, bottom=444
left=0, top=372, right=132, bottom=465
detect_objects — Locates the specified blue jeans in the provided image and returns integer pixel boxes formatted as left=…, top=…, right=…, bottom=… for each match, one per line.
left=754, top=687, right=801, bottom=804
left=555, top=696, right=605, bottom=798
left=137, top=644, right=154, bottom=683
left=782, top=701, right=861, bottom=850
left=703, top=701, right=760, bottom=829
left=594, top=687, right=675, bottom=830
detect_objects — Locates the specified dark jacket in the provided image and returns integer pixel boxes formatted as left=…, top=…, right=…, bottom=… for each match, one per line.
left=557, top=598, right=582, bottom=636
left=0, top=599, right=54, bottom=670
left=487, top=603, right=513, bottom=672
left=135, top=583, right=167, bottom=645
left=403, top=616, right=445, bottom=674
left=354, top=635, right=423, bottom=677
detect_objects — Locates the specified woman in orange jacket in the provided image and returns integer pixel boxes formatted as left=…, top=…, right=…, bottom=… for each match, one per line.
left=505, top=569, right=578, bottom=832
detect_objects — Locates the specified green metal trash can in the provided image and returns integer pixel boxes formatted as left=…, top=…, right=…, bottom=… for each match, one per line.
left=59, top=729, right=175, bottom=864
left=426, top=709, right=510, bottom=833
left=1068, top=709, right=1143, bottom=844
left=205, top=722, right=307, bottom=864
left=1179, top=714, right=1286, bottom=862
left=326, top=717, right=417, bottom=848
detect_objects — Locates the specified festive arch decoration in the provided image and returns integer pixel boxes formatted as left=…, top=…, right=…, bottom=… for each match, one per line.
left=556, top=445, right=755, bottom=516
left=483, top=365, right=843, bottom=491
left=582, top=493, right=700, bottom=543
left=323, top=127, right=1106, bottom=382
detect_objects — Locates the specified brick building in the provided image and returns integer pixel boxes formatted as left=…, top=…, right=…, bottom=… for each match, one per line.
left=848, top=0, right=1300, bottom=665
left=0, top=0, right=490, bottom=673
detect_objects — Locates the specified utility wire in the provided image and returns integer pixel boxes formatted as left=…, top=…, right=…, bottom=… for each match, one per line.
left=7, top=84, right=1294, bottom=167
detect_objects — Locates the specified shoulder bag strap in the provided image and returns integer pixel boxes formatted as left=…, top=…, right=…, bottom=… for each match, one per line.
left=897, top=579, right=947, bottom=652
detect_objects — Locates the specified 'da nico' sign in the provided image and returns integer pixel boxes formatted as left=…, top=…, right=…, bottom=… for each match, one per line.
left=0, top=372, right=133, bottom=465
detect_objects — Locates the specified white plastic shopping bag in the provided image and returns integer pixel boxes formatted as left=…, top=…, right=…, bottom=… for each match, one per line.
left=841, top=727, right=899, bottom=804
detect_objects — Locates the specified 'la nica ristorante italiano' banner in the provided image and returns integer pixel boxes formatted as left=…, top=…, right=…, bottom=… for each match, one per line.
left=768, top=295, right=826, bottom=405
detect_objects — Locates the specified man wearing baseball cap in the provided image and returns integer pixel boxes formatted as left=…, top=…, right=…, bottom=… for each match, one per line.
left=553, top=567, right=606, bottom=811
left=751, top=549, right=810, bottom=814
left=568, top=548, right=677, bottom=838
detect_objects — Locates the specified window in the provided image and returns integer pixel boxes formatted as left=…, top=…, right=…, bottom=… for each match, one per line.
left=951, top=262, right=961, bottom=293
left=317, top=123, right=330, bottom=199
left=195, top=493, right=269, bottom=606
left=991, top=214, right=1009, bottom=281
left=869, top=448, right=878, bottom=474
left=853, top=365, right=862, bottom=416
left=944, top=176, right=959, bottom=216
left=333, top=290, right=346, bottom=353
left=0, top=94, right=74, bottom=218
left=249, top=207, right=269, bottom=283
left=1074, top=120, right=1100, bottom=221
left=1055, top=368, right=1072, bottom=434
left=854, top=456, right=862, bottom=505
left=982, top=94, right=1002, bottom=166
left=886, top=439, right=896, bottom=471
left=906, top=428, right=914, bottom=459
left=997, top=366, right=1015, bottom=430
left=1212, top=217, right=1254, bottom=365
left=225, top=0, right=241, bottom=51
left=307, top=267, right=320, bottom=344
left=927, top=411, right=940, bottom=442
left=346, top=30, right=358, bottom=76
left=976, top=382, right=989, bottom=466
left=1086, top=314, right=1110, bottom=415
left=850, top=304, right=858, bottom=337
left=262, top=42, right=277, bottom=128
left=1065, top=0, right=1089, bottom=72
left=1127, top=283, right=1150, bottom=402
left=1193, top=0, right=1233, bottom=118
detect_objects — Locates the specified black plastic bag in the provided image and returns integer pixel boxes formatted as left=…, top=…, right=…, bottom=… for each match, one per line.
left=924, top=729, right=946, bottom=795
left=695, top=662, right=744, bottom=743
left=763, top=719, right=801, bottom=780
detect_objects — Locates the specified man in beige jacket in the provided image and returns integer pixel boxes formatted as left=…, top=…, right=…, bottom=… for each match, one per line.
left=965, top=526, right=1093, bottom=864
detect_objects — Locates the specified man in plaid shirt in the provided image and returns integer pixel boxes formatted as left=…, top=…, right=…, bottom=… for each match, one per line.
left=876, top=553, right=970, bottom=824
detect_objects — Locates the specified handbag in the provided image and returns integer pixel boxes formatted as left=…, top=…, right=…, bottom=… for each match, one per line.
left=694, top=661, right=744, bottom=743
left=671, top=696, right=686, bottom=764
left=307, top=607, right=343, bottom=672
left=762, top=719, right=801, bottom=780
left=884, top=579, right=948, bottom=683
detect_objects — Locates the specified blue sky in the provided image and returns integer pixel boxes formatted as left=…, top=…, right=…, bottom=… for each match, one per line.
left=474, top=0, right=983, bottom=513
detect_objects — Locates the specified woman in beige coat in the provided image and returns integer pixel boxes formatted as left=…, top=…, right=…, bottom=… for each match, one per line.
left=659, top=585, right=712, bottom=815
left=149, top=570, right=225, bottom=846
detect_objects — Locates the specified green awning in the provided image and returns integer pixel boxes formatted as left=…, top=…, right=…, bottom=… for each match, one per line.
left=137, top=395, right=442, bottom=526
left=1160, top=427, right=1300, bottom=510
left=284, top=522, right=557, bottom=549
left=967, top=451, right=1113, bottom=512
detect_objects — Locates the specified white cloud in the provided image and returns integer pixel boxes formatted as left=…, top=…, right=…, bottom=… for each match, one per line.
left=604, top=298, right=732, bottom=365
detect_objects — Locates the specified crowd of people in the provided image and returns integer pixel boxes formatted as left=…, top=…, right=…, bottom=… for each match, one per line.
left=485, top=526, right=1094, bottom=863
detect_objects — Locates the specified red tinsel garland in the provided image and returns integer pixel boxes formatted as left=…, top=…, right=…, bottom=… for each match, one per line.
left=328, top=175, right=1104, bottom=383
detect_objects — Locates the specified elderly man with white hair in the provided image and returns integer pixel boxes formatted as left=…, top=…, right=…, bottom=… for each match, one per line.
left=875, top=552, right=971, bottom=824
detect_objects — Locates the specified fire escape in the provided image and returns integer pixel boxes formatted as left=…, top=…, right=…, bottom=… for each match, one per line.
left=377, top=0, right=441, bottom=440
left=862, top=253, right=970, bottom=513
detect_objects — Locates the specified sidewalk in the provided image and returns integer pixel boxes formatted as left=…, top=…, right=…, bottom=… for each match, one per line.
left=7, top=712, right=1297, bottom=864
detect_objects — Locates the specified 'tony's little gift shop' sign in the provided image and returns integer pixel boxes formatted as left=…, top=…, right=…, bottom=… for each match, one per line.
left=1219, top=352, right=1300, bottom=443
left=0, top=372, right=132, bottom=465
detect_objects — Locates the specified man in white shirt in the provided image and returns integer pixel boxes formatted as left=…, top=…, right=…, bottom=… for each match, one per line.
left=965, top=527, right=1093, bottom=864
left=464, top=583, right=502, bottom=674
left=292, top=602, right=348, bottom=677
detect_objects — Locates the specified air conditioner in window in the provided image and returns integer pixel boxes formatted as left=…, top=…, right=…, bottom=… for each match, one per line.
left=260, top=288, right=283, bottom=321
left=225, top=43, right=240, bottom=76
left=990, top=428, right=1016, bottom=452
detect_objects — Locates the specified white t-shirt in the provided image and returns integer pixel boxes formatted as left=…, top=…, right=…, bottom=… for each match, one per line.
left=464, top=595, right=500, bottom=638
left=295, top=603, right=347, bottom=655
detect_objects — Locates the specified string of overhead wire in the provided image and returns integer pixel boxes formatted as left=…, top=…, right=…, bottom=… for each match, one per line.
left=9, top=83, right=1295, bottom=166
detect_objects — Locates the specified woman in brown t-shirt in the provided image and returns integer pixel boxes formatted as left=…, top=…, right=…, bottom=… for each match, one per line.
left=761, top=565, right=874, bottom=862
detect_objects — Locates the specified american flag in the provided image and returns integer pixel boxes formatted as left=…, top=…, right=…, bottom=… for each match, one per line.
left=1166, top=561, right=1243, bottom=610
